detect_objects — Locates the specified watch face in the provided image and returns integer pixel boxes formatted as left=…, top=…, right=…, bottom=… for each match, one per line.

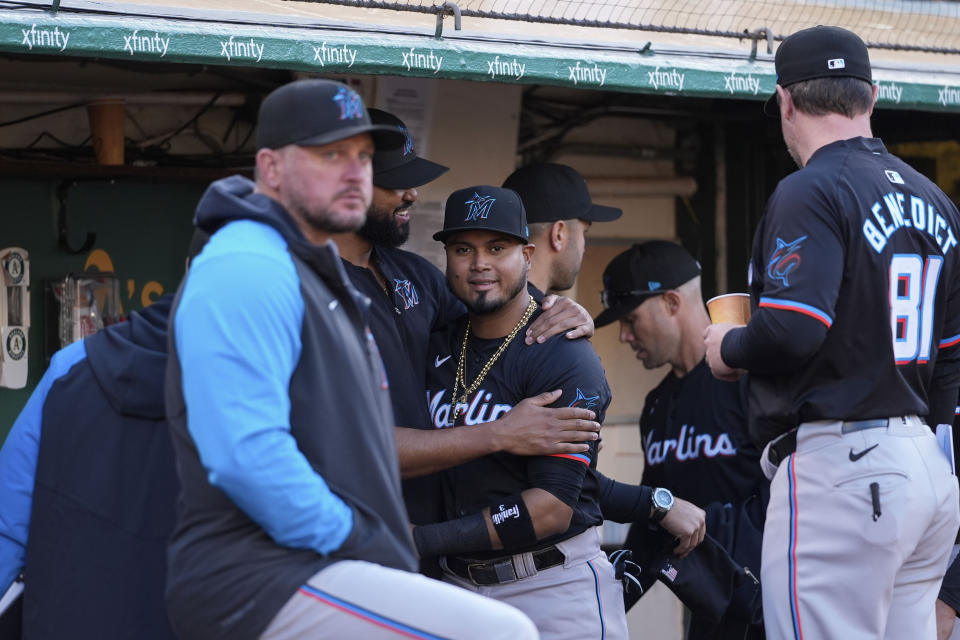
left=653, top=487, right=673, bottom=510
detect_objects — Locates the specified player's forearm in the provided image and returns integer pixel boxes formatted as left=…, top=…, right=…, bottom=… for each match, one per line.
left=395, top=426, right=498, bottom=478
left=595, top=472, right=653, bottom=526
left=482, top=489, right=573, bottom=551
left=927, top=381, right=960, bottom=428
left=412, top=488, right=573, bottom=557
left=721, top=308, right=827, bottom=374
left=928, top=359, right=960, bottom=428
left=200, top=426, right=354, bottom=554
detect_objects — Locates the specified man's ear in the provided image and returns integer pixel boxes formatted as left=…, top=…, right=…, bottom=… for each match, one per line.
left=522, top=242, right=535, bottom=265
left=775, top=84, right=794, bottom=120
left=868, top=82, right=879, bottom=116
left=661, top=290, right=682, bottom=316
left=255, top=148, right=281, bottom=189
left=549, top=220, right=567, bottom=252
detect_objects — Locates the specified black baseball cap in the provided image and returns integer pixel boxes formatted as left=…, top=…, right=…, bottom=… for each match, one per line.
left=256, top=79, right=404, bottom=151
left=594, top=240, right=701, bottom=328
left=433, top=186, right=529, bottom=244
left=764, top=25, right=873, bottom=117
left=368, top=109, right=449, bottom=189
left=502, top=163, right=622, bottom=224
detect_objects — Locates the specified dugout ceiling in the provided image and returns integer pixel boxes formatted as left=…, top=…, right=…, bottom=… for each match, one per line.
left=2, top=0, right=960, bottom=112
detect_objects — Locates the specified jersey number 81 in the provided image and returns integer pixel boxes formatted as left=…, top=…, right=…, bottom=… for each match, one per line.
left=889, top=253, right=942, bottom=365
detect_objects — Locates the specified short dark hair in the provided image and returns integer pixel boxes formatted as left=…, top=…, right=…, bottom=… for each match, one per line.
left=527, top=221, right=552, bottom=238
left=785, top=77, right=874, bottom=118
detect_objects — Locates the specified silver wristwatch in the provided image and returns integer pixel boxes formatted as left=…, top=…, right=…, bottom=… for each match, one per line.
left=651, top=487, right=674, bottom=524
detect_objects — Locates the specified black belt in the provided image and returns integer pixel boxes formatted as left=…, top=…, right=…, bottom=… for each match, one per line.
left=767, top=419, right=891, bottom=467
left=446, top=546, right=565, bottom=586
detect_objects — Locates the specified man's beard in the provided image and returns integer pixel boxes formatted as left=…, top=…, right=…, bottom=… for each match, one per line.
left=358, top=203, right=411, bottom=248
left=457, top=264, right=528, bottom=315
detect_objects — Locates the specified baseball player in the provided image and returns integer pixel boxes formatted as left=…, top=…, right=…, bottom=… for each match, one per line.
left=704, top=27, right=960, bottom=639
left=501, top=162, right=621, bottom=296
left=414, top=185, right=628, bottom=640
left=501, top=163, right=709, bottom=559
left=596, top=240, right=767, bottom=638
left=596, top=241, right=765, bottom=508
left=328, top=109, right=605, bottom=575
left=165, top=80, right=537, bottom=640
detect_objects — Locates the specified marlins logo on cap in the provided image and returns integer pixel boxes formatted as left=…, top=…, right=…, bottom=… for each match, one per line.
left=434, top=185, right=529, bottom=243
left=255, top=79, right=404, bottom=151
left=368, top=108, right=449, bottom=189
left=332, top=86, right=364, bottom=120
left=465, top=192, right=497, bottom=221
left=398, top=126, right=415, bottom=156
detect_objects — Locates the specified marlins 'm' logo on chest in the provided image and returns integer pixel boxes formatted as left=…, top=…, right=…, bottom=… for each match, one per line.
left=393, top=279, right=419, bottom=309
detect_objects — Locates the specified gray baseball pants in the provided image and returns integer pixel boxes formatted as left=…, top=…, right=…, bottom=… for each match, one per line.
left=260, top=559, right=538, bottom=639
left=761, top=416, right=959, bottom=639
left=440, top=527, right=627, bottom=640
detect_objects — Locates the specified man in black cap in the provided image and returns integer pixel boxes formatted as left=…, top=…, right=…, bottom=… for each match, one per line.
left=165, top=80, right=537, bottom=640
left=704, top=26, right=960, bottom=639
left=502, top=163, right=621, bottom=297
left=413, top=185, right=628, bottom=639
left=595, top=240, right=766, bottom=639
left=329, top=111, right=606, bottom=578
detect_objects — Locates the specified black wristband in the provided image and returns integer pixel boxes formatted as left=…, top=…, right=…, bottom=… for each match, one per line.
left=413, top=513, right=492, bottom=558
left=489, top=495, right=538, bottom=549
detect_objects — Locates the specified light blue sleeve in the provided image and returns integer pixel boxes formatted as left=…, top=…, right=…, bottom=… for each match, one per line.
left=174, top=222, right=352, bottom=555
left=0, top=340, right=87, bottom=593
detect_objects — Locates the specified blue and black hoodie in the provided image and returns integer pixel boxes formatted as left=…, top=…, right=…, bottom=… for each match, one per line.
left=164, top=176, right=416, bottom=639
left=0, top=295, right=178, bottom=639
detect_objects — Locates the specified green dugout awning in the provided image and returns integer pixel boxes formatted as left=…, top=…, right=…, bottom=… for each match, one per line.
left=2, top=1, right=960, bottom=111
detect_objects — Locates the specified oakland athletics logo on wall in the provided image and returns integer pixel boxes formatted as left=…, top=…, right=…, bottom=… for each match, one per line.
left=7, top=328, right=26, bottom=361
left=5, top=251, right=24, bottom=284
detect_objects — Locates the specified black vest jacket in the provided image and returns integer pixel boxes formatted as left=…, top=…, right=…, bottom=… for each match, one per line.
left=164, top=190, right=416, bottom=640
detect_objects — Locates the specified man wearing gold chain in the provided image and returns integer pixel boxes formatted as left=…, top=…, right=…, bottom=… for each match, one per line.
left=415, top=185, right=628, bottom=640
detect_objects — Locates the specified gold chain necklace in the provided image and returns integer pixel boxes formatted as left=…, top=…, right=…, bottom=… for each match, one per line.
left=451, top=296, right=538, bottom=422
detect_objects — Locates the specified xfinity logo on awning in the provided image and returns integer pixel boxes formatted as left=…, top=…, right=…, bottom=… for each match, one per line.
left=123, top=30, right=169, bottom=57
left=21, top=24, right=69, bottom=51
left=312, top=42, right=357, bottom=68
left=402, top=48, right=442, bottom=74
left=487, top=56, right=525, bottom=81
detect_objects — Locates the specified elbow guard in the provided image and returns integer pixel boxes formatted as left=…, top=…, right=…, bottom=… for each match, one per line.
left=490, top=495, right=538, bottom=548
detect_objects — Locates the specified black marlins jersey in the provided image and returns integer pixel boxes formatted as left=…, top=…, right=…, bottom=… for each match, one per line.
left=747, top=137, right=960, bottom=443
left=640, top=360, right=765, bottom=507
left=342, top=247, right=464, bottom=526
left=424, top=304, right=611, bottom=559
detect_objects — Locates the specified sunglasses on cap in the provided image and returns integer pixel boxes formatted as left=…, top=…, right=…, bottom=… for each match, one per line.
left=600, top=287, right=668, bottom=310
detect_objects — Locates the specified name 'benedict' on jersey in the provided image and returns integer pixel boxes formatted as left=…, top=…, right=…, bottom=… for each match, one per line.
left=746, top=137, right=960, bottom=444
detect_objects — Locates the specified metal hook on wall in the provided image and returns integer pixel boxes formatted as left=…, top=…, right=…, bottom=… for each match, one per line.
left=57, top=181, right=97, bottom=255
left=747, top=27, right=774, bottom=59
left=435, top=1, right=462, bottom=40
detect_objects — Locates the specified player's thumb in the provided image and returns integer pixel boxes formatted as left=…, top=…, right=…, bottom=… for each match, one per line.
left=527, top=389, right=562, bottom=406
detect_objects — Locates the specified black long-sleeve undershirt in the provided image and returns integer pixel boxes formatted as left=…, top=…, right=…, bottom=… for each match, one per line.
left=721, top=307, right=827, bottom=375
